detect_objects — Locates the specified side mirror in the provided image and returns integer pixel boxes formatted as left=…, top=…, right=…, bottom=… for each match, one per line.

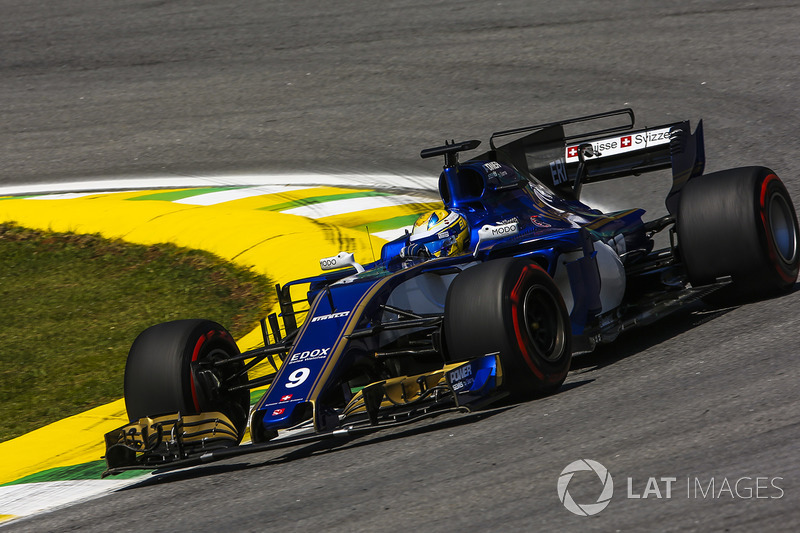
left=473, top=222, right=519, bottom=257
left=319, top=252, right=365, bottom=273
left=477, top=222, right=519, bottom=241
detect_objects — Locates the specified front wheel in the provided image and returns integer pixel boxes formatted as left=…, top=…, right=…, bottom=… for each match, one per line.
left=124, top=319, right=250, bottom=441
left=443, top=258, right=572, bottom=400
left=677, top=166, right=799, bottom=297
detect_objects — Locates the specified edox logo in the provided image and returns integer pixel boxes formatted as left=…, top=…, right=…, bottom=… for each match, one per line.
left=557, top=459, right=614, bottom=516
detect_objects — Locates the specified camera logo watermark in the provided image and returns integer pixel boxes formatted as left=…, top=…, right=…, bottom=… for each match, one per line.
left=557, top=459, right=614, bottom=516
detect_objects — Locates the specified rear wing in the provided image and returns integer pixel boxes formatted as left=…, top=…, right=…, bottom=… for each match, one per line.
left=471, top=108, right=705, bottom=214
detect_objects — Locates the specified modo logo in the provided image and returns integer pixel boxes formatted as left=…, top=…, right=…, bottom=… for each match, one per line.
left=557, top=459, right=614, bottom=516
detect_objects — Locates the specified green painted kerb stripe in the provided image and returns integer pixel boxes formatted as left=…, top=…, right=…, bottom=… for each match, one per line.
left=250, top=388, right=267, bottom=405
left=127, top=187, right=244, bottom=202
left=1, top=460, right=144, bottom=486
left=260, top=191, right=392, bottom=212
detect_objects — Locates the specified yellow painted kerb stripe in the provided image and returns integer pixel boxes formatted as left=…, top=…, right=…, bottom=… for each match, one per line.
left=0, top=187, right=427, bottom=486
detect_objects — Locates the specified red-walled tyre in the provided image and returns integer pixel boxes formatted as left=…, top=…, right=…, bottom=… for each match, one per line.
left=443, top=258, right=572, bottom=400
left=124, top=319, right=249, bottom=441
left=677, top=166, right=799, bottom=297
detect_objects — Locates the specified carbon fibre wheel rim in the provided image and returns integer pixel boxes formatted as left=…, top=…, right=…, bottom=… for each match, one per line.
left=769, top=192, right=798, bottom=264
left=521, top=284, right=566, bottom=362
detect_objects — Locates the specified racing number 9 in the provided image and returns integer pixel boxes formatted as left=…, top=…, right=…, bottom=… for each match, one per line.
left=285, top=367, right=310, bottom=388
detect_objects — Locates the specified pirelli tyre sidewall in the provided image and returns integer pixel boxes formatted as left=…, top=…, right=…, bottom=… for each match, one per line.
left=444, top=258, right=572, bottom=400
left=123, top=319, right=249, bottom=440
left=677, top=166, right=799, bottom=296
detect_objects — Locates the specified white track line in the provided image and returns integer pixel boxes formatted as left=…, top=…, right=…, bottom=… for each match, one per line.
left=26, top=192, right=107, bottom=200
left=173, top=185, right=315, bottom=205
left=0, top=173, right=438, bottom=197
left=0, top=478, right=146, bottom=519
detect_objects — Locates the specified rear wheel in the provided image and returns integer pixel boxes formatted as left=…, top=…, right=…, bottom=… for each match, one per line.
left=677, top=166, right=799, bottom=297
left=443, top=258, right=572, bottom=400
left=124, top=319, right=249, bottom=441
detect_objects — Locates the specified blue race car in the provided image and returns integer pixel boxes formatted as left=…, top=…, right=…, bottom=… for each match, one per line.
left=104, top=109, right=798, bottom=473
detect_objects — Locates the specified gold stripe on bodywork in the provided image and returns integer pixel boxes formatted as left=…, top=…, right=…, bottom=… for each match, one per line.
left=306, top=275, right=395, bottom=430
left=252, top=283, right=325, bottom=412
left=583, top=209, right=641, bottom=231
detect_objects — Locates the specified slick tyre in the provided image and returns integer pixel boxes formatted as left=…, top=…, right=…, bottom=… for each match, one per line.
left=677, top=166, right=799, bottom=297
left=124, top=319, right=249, bottom=440
left=444, top=258, right=572, bottom=400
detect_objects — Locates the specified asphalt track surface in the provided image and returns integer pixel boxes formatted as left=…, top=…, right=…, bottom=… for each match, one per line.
left=2, top=1, right=800, bottom=531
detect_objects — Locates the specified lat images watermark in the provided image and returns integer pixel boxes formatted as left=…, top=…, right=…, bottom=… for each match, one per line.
left=557, top=460, right=785, bottom=516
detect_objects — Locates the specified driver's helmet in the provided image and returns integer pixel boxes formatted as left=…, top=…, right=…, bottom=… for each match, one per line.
left=408, top=209, right=469, bottom=257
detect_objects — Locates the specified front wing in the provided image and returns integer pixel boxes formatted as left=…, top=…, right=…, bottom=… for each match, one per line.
left=102, top=353, right=504, bottom=476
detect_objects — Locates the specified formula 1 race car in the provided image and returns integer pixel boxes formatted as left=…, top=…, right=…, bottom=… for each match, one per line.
left=103, top=108, right=798, bottom=474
